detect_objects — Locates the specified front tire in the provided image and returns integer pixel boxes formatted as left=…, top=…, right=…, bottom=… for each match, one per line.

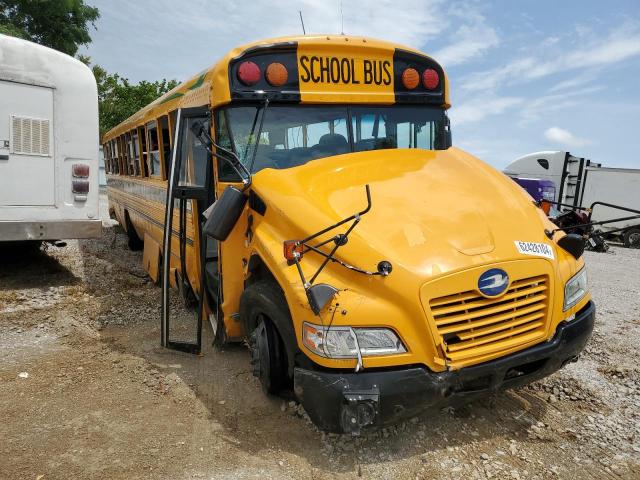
left=249, top=315, right=288, bottom=394
left=240, top=280, right=297, bottom=394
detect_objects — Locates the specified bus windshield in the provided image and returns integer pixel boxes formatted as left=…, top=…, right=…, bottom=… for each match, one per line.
left=215, top=105, right=448, bottom=180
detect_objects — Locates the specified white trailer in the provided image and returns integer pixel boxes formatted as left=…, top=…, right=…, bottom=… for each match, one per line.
left=505, top=151, right=640, bottom=246
left=0, top=34, right=101, bottom=243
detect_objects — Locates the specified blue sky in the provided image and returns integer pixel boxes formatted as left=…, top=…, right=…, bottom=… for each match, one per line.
left=82, top=0, right=640, bottom=169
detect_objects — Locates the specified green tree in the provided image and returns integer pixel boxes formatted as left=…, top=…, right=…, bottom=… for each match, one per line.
left=0, top=0, right=99, bottom=56
left=87, top=61, right=179, bottom=136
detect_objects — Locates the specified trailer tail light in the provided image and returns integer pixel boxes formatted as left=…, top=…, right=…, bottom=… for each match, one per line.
left=422, top=68, right=439, bottom=90
left=72, top=180, right=90, bottom=194
left=283, top=240, right=305, bottom=262
left=237, top=61, right=261, bottom=86
left=72, top=163, right=90, bottom=178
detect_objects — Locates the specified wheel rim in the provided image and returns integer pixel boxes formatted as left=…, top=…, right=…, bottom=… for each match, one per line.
left=629, top=232, right=640, bottom=248
left=250, top=317, right=273, bottom=392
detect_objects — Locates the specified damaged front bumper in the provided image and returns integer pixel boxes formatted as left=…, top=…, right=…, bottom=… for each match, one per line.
left=294, top=300, right=595, bottom=434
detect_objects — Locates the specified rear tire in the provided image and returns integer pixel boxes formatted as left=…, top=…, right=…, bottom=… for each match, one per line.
left=124, top=211, right=143, bottom=251
left=623, top=228, right=640, bottom=248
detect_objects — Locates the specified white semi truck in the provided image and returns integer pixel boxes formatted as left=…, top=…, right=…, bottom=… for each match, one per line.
left=505, top=151, right=640, bottom=247
left=0, top=34, right=101, bottom=245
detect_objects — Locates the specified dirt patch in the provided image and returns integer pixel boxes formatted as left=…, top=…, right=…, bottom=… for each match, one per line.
left=1, top=224, right=639, bottom=479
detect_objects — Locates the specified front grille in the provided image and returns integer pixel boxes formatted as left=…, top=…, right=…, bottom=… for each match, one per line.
left=429, top=275, right=548, bottom=366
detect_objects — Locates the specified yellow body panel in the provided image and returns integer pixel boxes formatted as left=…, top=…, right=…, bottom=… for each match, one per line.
left=297, top=41, right=395, bottom=104
left=240, top=148, right=589, bottom=371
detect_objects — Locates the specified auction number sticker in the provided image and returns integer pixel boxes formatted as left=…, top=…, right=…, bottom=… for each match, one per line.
left=515, top=241, right=555, bottom=260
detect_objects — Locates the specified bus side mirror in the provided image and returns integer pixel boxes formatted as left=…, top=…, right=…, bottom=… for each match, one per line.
left=444, top=129, right=452, bottom=149
left=203, top=186, right=247, bottom=241
left=557, top=233, right=585, bottom=260
left=443, top=115, right=452, bottom=149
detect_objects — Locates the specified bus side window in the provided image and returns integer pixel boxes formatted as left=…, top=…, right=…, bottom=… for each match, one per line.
left=111, top=140, right=116, bottom=174
left=115, top=138, right=123, bottom=175
left=112, top=140, right=119, bottom=174
left=147, top=120, right=161, bottom=178
left=107, top=144, right=113, bottom=174
left=103, top=144, right=109, bottom=173
left=178, top=117, right=209, bottom=188
left=130, top=130, right=141, bottom=176
left=139, top=126, right=148, bottom=177
left=158, top=115, right=172, bottom=180
left=215, top=110, right=242, bottom=182
left=122, top=134, right=131, bottom=175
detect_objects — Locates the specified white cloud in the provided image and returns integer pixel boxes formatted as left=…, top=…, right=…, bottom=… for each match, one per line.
left=432, top=17, right=499, bottom=67
left=460, top=24, right=640, bottom=92
left=544, top=127, right=591, bottom=148
left=451, top=95, right=523, bottom=125
left=518, top=86, right=605, bottom=123
left=84, top=0, right=449, bottom=82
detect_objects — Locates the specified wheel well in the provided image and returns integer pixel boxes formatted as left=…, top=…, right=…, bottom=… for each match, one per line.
left=239, top=265, right=305, bottom=375
left=246, top=254, right=278, bottom=288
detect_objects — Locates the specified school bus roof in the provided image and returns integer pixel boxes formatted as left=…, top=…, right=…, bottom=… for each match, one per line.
left=103, top=34, right=450, bottom=142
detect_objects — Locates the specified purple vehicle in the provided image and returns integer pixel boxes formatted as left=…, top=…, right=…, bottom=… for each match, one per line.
left=511, top=177, right=556, bottom=203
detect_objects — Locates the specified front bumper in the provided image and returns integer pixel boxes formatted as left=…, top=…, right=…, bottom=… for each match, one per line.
left=294, top=300, right=595, bottom=434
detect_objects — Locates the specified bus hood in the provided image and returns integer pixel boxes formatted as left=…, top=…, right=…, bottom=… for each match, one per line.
left=252, top=147, right=554, bottom=280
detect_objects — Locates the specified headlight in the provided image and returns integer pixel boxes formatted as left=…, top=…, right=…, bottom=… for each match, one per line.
left=302, top=322, right=406, bottom=358
left=564, top=267, right=588, bottom=311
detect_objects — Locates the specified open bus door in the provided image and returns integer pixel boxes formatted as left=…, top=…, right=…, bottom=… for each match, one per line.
left=161, top=107, right=214, bottom=354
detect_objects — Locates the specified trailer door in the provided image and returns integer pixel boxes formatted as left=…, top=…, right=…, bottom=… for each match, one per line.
left=0, top=80, right=55, bottom=206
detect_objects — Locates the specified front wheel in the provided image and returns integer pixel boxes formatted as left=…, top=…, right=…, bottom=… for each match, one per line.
left=240, top=280, right=296, bottom=395
left=623, top=228, right=640, bottom=248
left=249, top=315, right=288, bottom=394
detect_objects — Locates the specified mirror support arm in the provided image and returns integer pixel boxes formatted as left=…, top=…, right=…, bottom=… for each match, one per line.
left=190, top=120, right=252, bottom=191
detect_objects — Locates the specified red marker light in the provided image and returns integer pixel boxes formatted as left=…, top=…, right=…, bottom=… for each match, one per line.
left=72, top=163, right=90, bottom=178
left=401, top=68, right=420, bottom=90
left=237, top=61, right=261, bottom=86
left=265, top=62, right=288, bottom=87
left=422, top=68, right=439, bottom=90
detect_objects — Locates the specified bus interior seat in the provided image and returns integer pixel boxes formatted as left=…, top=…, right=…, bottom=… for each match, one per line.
left=318, top=133, right=349, bottom=154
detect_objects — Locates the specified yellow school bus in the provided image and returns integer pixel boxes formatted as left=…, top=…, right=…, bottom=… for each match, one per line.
left=103, top=35, right=594, bottom=434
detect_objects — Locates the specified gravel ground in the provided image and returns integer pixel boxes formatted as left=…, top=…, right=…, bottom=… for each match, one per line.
left=1, top=203, right=639, bottom=479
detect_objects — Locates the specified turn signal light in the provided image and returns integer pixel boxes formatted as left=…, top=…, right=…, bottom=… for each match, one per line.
left=401, top=67, right=420, bottom=90
left=540, top=200, right=551, bottom=215
left=283, top=240, right=305, bottom=261
left=72, top=163, right=90, bottom=178
left=265, top=62, right=288, bottom=87
left=422, top=68, right=439, bottom=89
left=237, top=61, right=261, bottom=86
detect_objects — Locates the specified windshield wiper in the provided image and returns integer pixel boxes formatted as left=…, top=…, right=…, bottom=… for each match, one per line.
left=248, top=98, right=270, bottom=173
